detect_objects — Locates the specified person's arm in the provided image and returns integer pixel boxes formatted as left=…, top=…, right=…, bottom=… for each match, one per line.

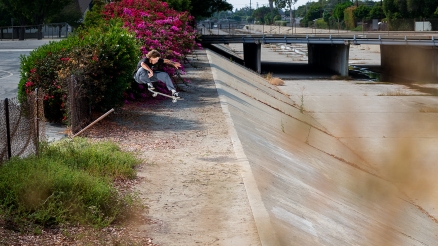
left=141, top=62, right=154, bottom=77
left=164, top=59, right=181, bottom=69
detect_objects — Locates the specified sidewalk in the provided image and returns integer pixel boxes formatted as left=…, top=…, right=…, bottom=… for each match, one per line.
left=84, top=48, right=262, bottom=245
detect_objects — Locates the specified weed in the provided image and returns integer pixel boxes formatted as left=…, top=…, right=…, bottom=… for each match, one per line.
left=0, top=138, right=142, bottom=232
left=300, top=86, right=306, bottom=114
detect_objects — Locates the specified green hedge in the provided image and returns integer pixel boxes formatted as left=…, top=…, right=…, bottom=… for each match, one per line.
left=19, top=19, right=141, bottom=122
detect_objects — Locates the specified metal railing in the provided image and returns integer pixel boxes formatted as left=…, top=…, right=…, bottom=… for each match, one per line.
left=0, top=22, right=72, bottom=40
left=197, top=18, right=438, bottom=37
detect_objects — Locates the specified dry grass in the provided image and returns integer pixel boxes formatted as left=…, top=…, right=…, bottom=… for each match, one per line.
left=269, top=77, right=285, bottom=86
left=265, top=72, right=284, bottom=86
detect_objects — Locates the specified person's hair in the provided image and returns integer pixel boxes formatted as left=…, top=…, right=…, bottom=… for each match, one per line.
left=146, top=50, right=161, bottom=58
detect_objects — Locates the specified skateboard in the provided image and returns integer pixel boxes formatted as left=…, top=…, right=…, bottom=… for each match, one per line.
left=148, top=88, right=183, bottom=103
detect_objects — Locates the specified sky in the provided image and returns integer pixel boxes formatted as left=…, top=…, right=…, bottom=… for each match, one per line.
left=225, top=0, right=310, bottom=11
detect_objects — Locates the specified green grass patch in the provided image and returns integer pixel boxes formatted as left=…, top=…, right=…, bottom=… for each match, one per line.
left=0, top=138, right=142, bottom=232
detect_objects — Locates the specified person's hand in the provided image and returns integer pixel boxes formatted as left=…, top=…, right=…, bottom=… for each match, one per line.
left=148, top=71, right=154, bottom=78
left=174, top=62, right=181, bottom=69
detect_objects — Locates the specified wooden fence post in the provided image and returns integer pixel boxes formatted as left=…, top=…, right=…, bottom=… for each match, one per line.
left=4, top=98, right=11, bottom=159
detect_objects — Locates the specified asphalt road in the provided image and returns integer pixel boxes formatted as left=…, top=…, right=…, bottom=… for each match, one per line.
left=0, top=40, right=65, bottom=142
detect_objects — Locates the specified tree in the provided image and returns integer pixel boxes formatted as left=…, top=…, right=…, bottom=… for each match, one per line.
left=0, top=2, right=14, bottom=39
left=406, top=0, right=438, bottom=18
left=369, top=4, right=384, bottom=19
left=269, top=0, right=274, bottom=10
left=163, top=0, right=192, bottom=12
left=252, top=6, right=272, bottom=24
left=301, top=3, right=322, bottom=27
left=333, top=1, right=353, bottom=21
left=189, top=0, right=232, bottom=19
left=274, top=0, right=298, bottom=27
left=48, top=0, right=83, bottom=28
left=0, top=0, right=73, bottom=39
left=354, top=5, right=371, bottom=20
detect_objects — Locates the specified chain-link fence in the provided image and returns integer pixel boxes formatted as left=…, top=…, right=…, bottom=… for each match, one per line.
left=0, top=89, right=45, bottom=164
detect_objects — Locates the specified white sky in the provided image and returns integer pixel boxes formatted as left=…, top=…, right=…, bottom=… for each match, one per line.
left=226, top=0, right=310, bottom=11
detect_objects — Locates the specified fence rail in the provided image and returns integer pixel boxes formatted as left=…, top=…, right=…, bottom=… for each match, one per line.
left=0, top=22, right=71, bottom=40
left=198, top=18, right=438, bottom=36
left=0, top=89, right=45, bottom=164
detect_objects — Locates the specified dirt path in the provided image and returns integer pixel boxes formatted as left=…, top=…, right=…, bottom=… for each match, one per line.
left=87, top=49, right=261, bottom=245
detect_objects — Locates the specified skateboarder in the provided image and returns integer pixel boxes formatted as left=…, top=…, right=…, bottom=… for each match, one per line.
left=134, top=49, right=181, bottom=97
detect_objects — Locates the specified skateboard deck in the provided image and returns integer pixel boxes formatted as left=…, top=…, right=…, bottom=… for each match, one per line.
left=148, top=88, right=183, bottom=103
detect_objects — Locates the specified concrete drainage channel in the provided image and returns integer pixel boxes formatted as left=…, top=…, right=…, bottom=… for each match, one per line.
left=207, top=49, right=438, bottom=245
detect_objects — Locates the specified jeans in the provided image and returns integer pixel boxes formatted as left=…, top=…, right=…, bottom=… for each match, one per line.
left=135, top=68, right=176, bottom=91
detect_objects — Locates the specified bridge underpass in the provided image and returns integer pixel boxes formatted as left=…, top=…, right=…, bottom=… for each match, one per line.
left=201, top=34, right=438, bottom=82
left=207, top=48, right=438, bottom=245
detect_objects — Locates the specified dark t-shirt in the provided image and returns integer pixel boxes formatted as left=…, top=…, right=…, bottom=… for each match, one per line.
left=137, top=57, right=164, bottom=71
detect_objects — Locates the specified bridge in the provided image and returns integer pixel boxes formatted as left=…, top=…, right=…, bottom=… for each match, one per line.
left=199, top=33, right=438, bottom=81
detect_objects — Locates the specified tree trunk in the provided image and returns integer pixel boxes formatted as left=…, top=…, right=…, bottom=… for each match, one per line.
left=269, top=0, right=274, bottom=10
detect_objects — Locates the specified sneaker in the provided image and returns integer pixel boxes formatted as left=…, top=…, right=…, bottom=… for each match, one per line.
left=172, top=91, right=179, bottom=98
left=147, top=83, right=155, bottom=90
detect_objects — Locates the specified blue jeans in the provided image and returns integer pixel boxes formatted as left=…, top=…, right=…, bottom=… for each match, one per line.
left=135, top=68, right=176, bottom=91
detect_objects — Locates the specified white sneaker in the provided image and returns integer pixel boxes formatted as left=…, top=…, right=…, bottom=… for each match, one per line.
left=147, top=83, right=155, bottom=90
left=172, top=91, right=179, bottom=97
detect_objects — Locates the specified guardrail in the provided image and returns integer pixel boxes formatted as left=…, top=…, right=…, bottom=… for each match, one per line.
left=197, top=18, right=438, bottom=37
left=199, top=33, right=438, bottom=47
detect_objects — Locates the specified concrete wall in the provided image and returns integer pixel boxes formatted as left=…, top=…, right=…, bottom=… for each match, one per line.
left=207, top=49, right=438, bottom=245
left=243, top=43, right=261, bottom=73
left=308, top=43, right=350, bottom=76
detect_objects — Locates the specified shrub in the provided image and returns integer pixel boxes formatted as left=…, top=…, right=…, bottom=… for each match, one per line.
left=102, top=0, right=197, bottom=75
left=344, top=6, right=357, bottom=30
left=315, top=19, right=328, bottom=29
left=0, top=138, right=141, bottom=231
left=19, top=19, right=141, bottom=122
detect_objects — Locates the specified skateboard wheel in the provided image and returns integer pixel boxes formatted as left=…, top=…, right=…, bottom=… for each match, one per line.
left=172, top=99, right=177, bottom=103
left=152, top=93, right=157, bottom=97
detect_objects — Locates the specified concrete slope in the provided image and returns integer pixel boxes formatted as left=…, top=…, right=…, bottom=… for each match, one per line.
left=206, top=49, right=438, bottom=245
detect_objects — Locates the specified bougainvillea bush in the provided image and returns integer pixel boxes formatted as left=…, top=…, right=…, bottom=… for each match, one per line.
left=102, top=0, right=197, bottom=76
left=18, top=20, right=141, bottom=122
